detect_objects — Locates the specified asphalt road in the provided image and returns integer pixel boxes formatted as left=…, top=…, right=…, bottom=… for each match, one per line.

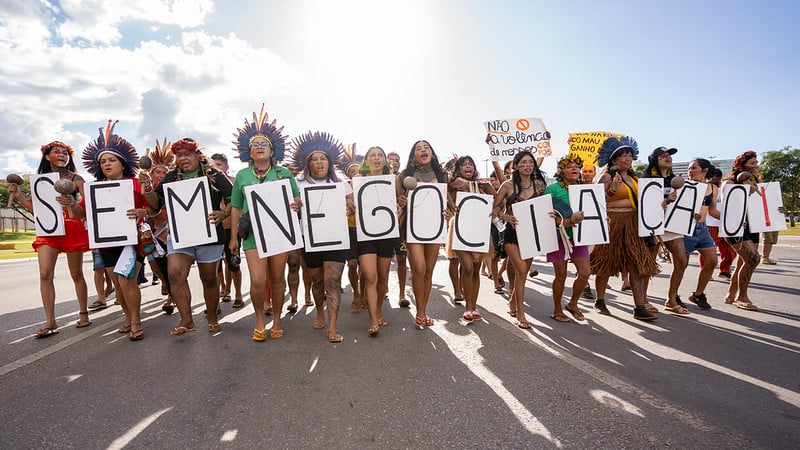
left=1, top=238, right=798, bottom=449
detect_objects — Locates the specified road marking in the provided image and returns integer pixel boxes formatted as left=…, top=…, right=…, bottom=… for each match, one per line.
left=221, top=430, right=237, bottom=442
left=106, top=407, right=172, bottom=450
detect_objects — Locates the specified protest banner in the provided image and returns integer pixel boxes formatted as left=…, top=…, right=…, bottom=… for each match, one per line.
left=566, top=131, right=624, bottom=167
left=665, top=181, right=707, bottom=236
left=30, top=173, right=65, bottom=236
left=352, top=175, right=399, bottom=242
left=163, top=177, right=217, bottom=249
left=638, top=178, right=665, bottom=237
left=511, top=194, right=558, bottom=259
left=746, top=182, right=787, bottom=232
left=451, top=192, right=493, bottom=253
left=719, top=184, right=749, bottom=238
left=406, top=182, right=448, bottom=244
left=569, top=184, right=608, bottom=246
left=300, top=183, right=349, bottom=252
left=244, top=178, right=303, bottom=258
left=85, top=179, right=137, bottom=248
left=484, top=117, right=552, bottom=161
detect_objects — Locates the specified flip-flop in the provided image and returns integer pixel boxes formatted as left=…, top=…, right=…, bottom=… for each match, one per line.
left=515, top=320, right=532, bottom=329
left=327, top=329, right=343, bottom=343
left=170, top=326, right=196, bottom=336
left=34, top=327, right=59, bottom=339
left=207, top=323, right=222, bottom=333
left=88, top=301, right=107, bottom=310
left=551, top=314, right=571, bottom=323
left=252, top=328, right=267, bottom=342
left=269, top=328, right=284, bottom=339
left=565, top=306, right=585, bottom=321
left=287, top=304, right=299, bottom=314
left=733, top=301, right=759, bottom=311
left=664, top=305, right=690, bottom=315
left=312, top=318, right=325, bottom=329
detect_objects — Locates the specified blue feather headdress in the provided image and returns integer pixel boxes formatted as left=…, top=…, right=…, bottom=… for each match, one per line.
left=286, top=131, right=345, bottom=174
left=82, top=120, right=139, bottom=180
left=597, top=136, right=639, bottom=167
left=232, top=103, right=287, bottom=163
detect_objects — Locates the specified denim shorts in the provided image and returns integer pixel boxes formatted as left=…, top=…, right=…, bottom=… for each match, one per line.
left=92, top=249, right=105, bottom=270
left=684, top=222, right=716, bottom=253
left=167, top=237, right=224, bottom=264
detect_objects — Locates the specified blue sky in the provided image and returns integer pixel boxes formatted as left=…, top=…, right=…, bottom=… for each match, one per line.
left=1, top=0, right=797, bottom=176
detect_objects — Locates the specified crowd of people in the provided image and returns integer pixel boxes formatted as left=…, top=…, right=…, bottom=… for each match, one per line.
left=5, top=107, right=783, bottom=343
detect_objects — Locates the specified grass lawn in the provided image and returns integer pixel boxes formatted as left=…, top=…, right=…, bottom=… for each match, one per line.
left=0, top=230, right=36, bottom=260
left=780, top=226, right=800, bottom=236
left=0, top=230, right=37, bottom=243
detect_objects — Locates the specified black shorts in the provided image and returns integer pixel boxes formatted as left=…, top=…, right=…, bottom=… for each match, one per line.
left=357, top=238, right=396, bottom=259
left=725, top=229, right=759, bottom=246
left=99, top=246, right=144, bottom=268
left=348, top=228, right=359, bottom=261
left=302, top=249, right=349, bottom=269
left=393, top=226, right=407, bottom=256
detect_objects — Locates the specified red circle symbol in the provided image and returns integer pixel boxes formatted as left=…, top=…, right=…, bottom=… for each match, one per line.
left=516, top=119, right=530, bottom=131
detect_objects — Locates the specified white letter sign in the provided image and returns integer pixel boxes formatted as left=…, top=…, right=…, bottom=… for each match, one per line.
left=638, top=178, right=664, bottom=237
left=164, top=177, right=217, bottom=249
left=451, top=192, right=493, bottom=253
left=244, top=179, right=303, bottom=258
left=406, top=183, right=447, bottom=244
left=301, top=183, right=349, bottom=252
left=511, top=194, right=558, bottom=259
left=352, top=175, right=399, bottom=242
left=569, top=184, right=608, bottom=246
left=85, top=179, right=137, bottom=248
left=746, top=182, right=787, bottom=232
left=31, top=173, right=65, bottom=236
left=719, top=184, right=748, bottom=238
left=665, top=181, right=707, bottom=236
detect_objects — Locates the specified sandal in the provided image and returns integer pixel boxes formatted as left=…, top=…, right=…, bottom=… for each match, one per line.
left=88, top=300, right=107, bottom=310
left=76, top=312, right=92, bottom=328
left=269, top=328, right=284, bottom=339
left=551, top=313, right=571, bottom=323
left=34, top=326, right=59, bottom=339
left=644, top=303, right=659, bottom=313
left=327, top=329, right=343, bottom=343
left=664, top=305, right=690, bottom=315
left=367, top=324, right=380, bottom=336
left=207, top=323, right=222, bottom=333
left=117, top=324, right=132, bottom=334
left=287, top=303, right=299, bottom=314
left=565, top=305, right=585, bottom=321
left=170, top=325, right=196, bottom=336
left=515, top=320, right=532, bottom=329
left=252, top=328, right=267, bottom=342
left=508, top=310, right=516, bottom=317
left=414, top=316, right=434, bottom=327
left=733, top=300, right=759, bottom=311
left=161, top=299, right=175, bottom=315
left=312, top=317, right=325, bottom=329
left=377, top=317, right=388, bottom=327
left=221, top=294, right=232, bottom=302
left=462, top=311, right=474, bottom=322
left=129, top=323, right=143, bottom=341
left=471, top=310, right=482, bottom=321
left=351, top=301, right=368, bottom=310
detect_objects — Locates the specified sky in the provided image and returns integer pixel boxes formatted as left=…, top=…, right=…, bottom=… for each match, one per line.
left=1, top=0, right=798, bottom=178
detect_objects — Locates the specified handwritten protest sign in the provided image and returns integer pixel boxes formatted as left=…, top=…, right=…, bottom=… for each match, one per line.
left=638, top=178, right=665, bottom=237
left=719, top=184, right=748, bottom=238
left=163, top=177, right=217, bottom=249
left=85, top=179, right=137, bottom=248
left=569, top=184, right=608, bottom=246
left=30, top=173, right=65, bottom=236
left=451, top=192, right=493, bottom=253
left=746, top=182, right=787, bottom=232
left=511, top=194, right=558, bottom=259
left=352, top=175, right=399, bottom=242
left=485, top=117, right=552, bottom=161
left=665, top=181, right=707, bottom=236
left=300, top=183, right=349, bottom=252
left=244, top=179, right=304, bottom=258
left=567, top=131, right=624, bottom=167
left=406, top=183, right=448, bottom=244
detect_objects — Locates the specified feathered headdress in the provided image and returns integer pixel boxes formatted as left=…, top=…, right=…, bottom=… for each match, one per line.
left=232, top=103, right=287, bottom=163
left=286, top=131, right=345, bottom=174
left=556, top=154, right=584, bottom=181
left=597, top=136, right=639, bottom=167
left=147, top=137, right=174, bottom=168
left=338, top=142, right=362, bottom=173
left=41, top=141, right=74, bottom=157
left=82, top=120, right=139, bottom=180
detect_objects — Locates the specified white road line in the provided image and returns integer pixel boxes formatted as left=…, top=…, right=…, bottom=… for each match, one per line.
left=106, top=407, right=172, bottom=450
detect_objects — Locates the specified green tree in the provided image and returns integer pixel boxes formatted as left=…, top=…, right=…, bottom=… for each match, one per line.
left=760, top=146, right=800, bottom=227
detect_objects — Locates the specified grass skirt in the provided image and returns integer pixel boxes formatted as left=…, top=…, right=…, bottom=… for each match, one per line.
left=590, top=209, right=660, bottom=278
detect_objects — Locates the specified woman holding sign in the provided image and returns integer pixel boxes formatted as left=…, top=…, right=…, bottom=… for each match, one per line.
left=544, top=156, right=588, bottom=323
left=590, top=137, right=660, bottom=321
left=61, top=121, right=149, bottom=341
left=7, top=141, right=91, bottom=338
left=287, top=131, right=351, bottom=343
left=722, top=151, right=764, bottom=311
left=683, top=158, right=719, bottom=310
left=491, top=150, right=547, bottom=329
left=229, top=105, right=300, bottom=341
left=397, top=140, right=450, bottom=327
left=446, top=155, right=496, bottom=322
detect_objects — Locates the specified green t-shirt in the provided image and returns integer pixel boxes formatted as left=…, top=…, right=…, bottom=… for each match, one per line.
left=544, top=181, right=574, bottom=239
